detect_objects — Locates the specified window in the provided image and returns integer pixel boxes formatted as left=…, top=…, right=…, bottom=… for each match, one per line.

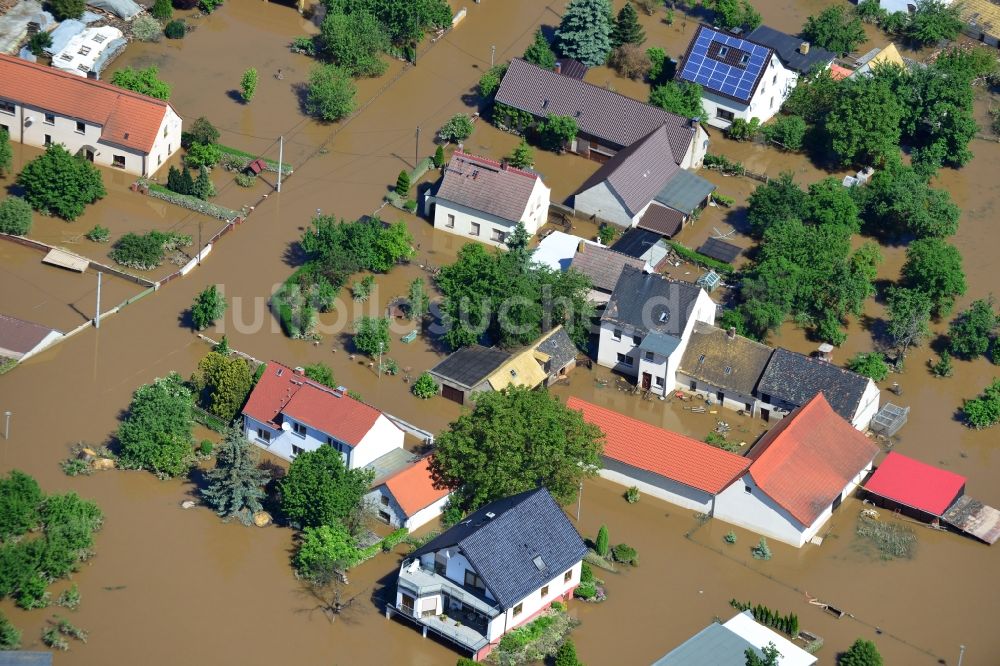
left=75, top=121, right=85, bottom=133
left=326, top=436, right=339, bottom=451
left=772, top=74, right=777, bottom=85
left=445, top=213, right=455, bottom=228
left=77, top=65, right=89, bottom=74
left=112, top=155, right=125, bottom=168
left=256, top=428, right=271, bottom=443
left=612, top=328, right=622, bottom=341
left=540, top=585, right=549, bottom=598
left=44, top=134, right=52, bottom=147
left=632, top=334, right=642, bottom=345
left=644, top=351, right=655, bottom=362
left=44, top=113, right=55, bottom=125
left=291, top=444, right=304, bottom=457
left=380, top=495, right=390, bottom=506
left=492, top=229, right=507, bottom=243
left=464, top=570, right=485, bottom=591
left=93, top=34, right=107, bottom=44
left=60, top=54, right=73, bottom=62
left=770, top=97, right=775, bottom=109
left=655, top=376, right=664, bottom=388
left=718, top=46, right=729, bottom=57
left=616, top=353, right=633, bottom=367
left=378, top=510, right=391, bottom=523
left=470, top=222, right=480, bottom=236
left=716, top=108, right=735, bottom=122
left=163, top=125, right=168, bottom=138
left=745, top=485, right=752, bottom=494
left=739, top=53, right=750, bottom=66
left=293, top=422, right=307, bottom=437
left=0, top=100, right=15, bottom=114
left=513, top=603, right=523, bottom=616
left=761, top=394, right=771, bottom=403
left=563, top=570, right=572, bottom=582
left=78, top=45, right=91, bottom=56
left=158, top=154, right=162, bottom=166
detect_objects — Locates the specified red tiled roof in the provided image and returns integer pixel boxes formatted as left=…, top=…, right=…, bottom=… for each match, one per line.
left=567, top=397, right=750, bottom=494
left=748, top=393, right=880, bottom=526
left=242, top=361, right=388, bottom=447
left=0, top=54, right=171, bottom=153
left=382, top=456, right=450, bottom=517
left=864, top=452, right=966, bottom=516
left=436, top=151, right=540, bottom=223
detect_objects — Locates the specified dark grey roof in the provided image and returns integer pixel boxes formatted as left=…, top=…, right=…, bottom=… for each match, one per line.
left=0, top=653, right=54, bottom=666
left=697, top=237, right=742, bottom=263
left=495, top=58, right=697, bottom=155
left=571, top=245, right=645, bottom=292
left=679, top=322, right=774, bottom=396
left=654, top=169, right=716, bottom=215
left=555, top=58, right=588, bottom=80
left=758, top=348, right=870, bottom=420
left=536, top=327, right=577, bottom=374
left=602, top=265, right=706, bottom=336
left=611, top=228, right=665, bottom=259
left=428, top=345, right=511, bottom=389
left=637, top=203, right=684, bottom=238
left=745, top=25, right=836, bottom=74
left=652, top=622, right=763, bottom=666
left=436, top=152, right=540, bottom=223
left=639, top=332, right=682, bottom=358
left=411, top=488, right=587, bottom=609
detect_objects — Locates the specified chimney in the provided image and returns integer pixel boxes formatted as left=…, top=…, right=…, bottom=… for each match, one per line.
left=293, top=366, right=305, bottom=376
left=500, top=159, right=508, bottom=170
left=577, top=240, right=587, bottom=253
left=799, top=41, right=810, bottom=55
left=688, top=117, right=699, bottom=128
left=554, top=61, right=562, bottom=75
left=727, top=327, right=736, bottom=340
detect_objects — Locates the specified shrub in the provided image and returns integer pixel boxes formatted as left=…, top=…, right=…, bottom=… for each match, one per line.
left=411, top=372, right=439, bottom=399
left=185, top=142, right=222, bottom=169
left=625, top=486, right=640, bottom=503
left=0, top=611, right=20, bottom=650
left=395, top=170, right=410, bottom=196
left=16, top=574, right=50, bottom=610
left=580, top=562, right=594, bottom=583
left=354, top=316, right=390, bottom=356
left=17, top=144, right=105, bottom=221
left=713, top=193, right=735, bottom=207
left=0, top=128, right=10, bottom=177
left=352, top=274, right=375, bottom=301
left=305, top=64, right=356, bottom=122
left=164, top=20, right=186, bottom=39
left=595, top=524, right=609, bottom=557
left=554, top=638, right=581, bottom=666
left=856, top=513, right=916, bottom=559
left=240, top=68, right=258, bottom=103
left=726, top=117, right=760, bottom=142
left=41, top=627, right=68, bottom=651
left=403, top=199, right=417, bottom=213
left=438, top=114, right=474, bottom=143
left=57, top=584, right=81, bottom=609
left=839, top=638, right=884, bottom=666
left=151, top=0, right=172, bottom=19
left=182, top=117, right=221, bottom=149
left=380, top=527, right=409, bottom=552
left=724, top=530, right=737, bottom=544
left=478, top=63, right=507, bottom=99
left=191, top=285, right=227, bottom=331
left=535, top=114, right=578, bottom=152
left=612, top=543, right=638, bottom=565
left=433, top=145, right=445, bottom=168
left=295, top=522, right=358, bottom=577
left=200, top=0, right=223, bottom=12
left=110, top=231, right=192, bottom=271
left=846, top=352, right=890, bottom=382
left=962, top=379, right=1000, bottom=429
left=110, top=66, right=171, bottom=100
left=751, top=537, right=772, bottom=560
left=49, top=0, right=84, bottom=20
left=762, top=115, right=807, bottom=151
left=191, top=168, right=216, bottom=200
left=930, top=350, right=953, bottom=377
left=551, top=600, right=566, bottom=612
left=596, top=223, right=618, bottom=245
left=27, top=30, right=53, bottom=56
left=85, top=225, right=110, bottom=242
left=60, top=458, right=90, bottom=476
left=609, top=44, right=652, bottom=80
left=132, top=15, right=162, bottom=42
left=291, top=35, right=316, bottom=56
left=0, top=197, right=33, bottom=235
left=199, top=440, right=214, bottom=456
left=235, top=172, right=256, bottom=187
left=574, top=580, right=597, bottom=599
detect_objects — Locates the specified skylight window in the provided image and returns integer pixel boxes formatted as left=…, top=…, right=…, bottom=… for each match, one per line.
left=60, top=54, right=72, bottom=62
left=533, top=555, right=546, bottom=571
left=718, top=46, right=729, bottom=58
left=739, top=54, right=750, bottom=66
left=78, top=46, right=91, bottom=56
left=724, top=366, right=733, bottom=375
left=93, top=34, right=106, bottom=43
left=658, top=311, right=669, bottom=323
left=510, top=369, right=517, bottom=378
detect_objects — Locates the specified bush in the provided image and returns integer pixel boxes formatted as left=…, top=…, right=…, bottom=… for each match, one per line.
left=0, top=611, right=20, bottom=650
left=535, top=114, right=578, bottom=152
left=550, top=600, right=566, bottom=612
left=164, top=20, right=186, bottom=39
left=291, top=35, right=316, bottom=56
left=846, top=352, right=890, bottom=382
left=612, top=543, right=638, bottom=565
left=116, top=373, right=194, bottom=477
left=609, top=44, right=651, bottom=80
left=17, top=144, right=105, bottom=221
left=962, top=379, right=1000, bottom=429
left=132, top=15, right=162, bottom=42
left=49, top=0, right=84, bottom=20
left=240, top=68, right=258, bottom=103
left=110, top=231, right=192, bottom=271
left=0, top=197, right=32, bottom=235
left=726, top=117, right=760, bottom=142
left=191, top=285, right=227, bottom=331
left=151, top=0, right=172, bottom=19
left=199, top=440, right=214, bottom=456
left=433, top=144, right=445, bottom=168
left=625, top=486, right=640, bottom=503
left=27, top=30, right=53, bottom=56
left=411, top=372, right=439, bottom=399
left=574, top=580, right=597, bottom=599
left=57, top=584, right=80, bottom=609
left=305, top=65, right=356, bottom=122
left=595, top=524, right=609, bottom=557
left=724, top=530, right=737, bottom=544
left=85, top=225, right=110, bottom=243
left=185, top=142, right=222, bottom=169
left=713, top=193, right=735, bottom=207
left=478, top=63, right=507, bottom=99
left=580, top=563, right=594, bottom=583
left=839, top=638, right=884, bottom=666
left=762, top=115, right=807, bottom=151
left=234, top=172, right=256, bottom=188
left=395, top=170, right=410, bottom=196
left=751, top=537, right=772, bottom=560
left=439, top=114, right=474, bottom=143
left=380, top=527, right=409, bottom=552
left=931, top=350, right=953, bottom=377
left=60, top=458, right=90, bottom=476
left=200, top=0, right=223, bottom=12
left=497, top=615, right=557, bottom=652
left=295, top=522, right=358, bottom=577
left=110, top=66, right=171, bottom=100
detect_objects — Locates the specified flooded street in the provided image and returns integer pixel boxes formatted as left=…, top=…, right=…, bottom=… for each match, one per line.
left=1, top=0, right=999, bottom=664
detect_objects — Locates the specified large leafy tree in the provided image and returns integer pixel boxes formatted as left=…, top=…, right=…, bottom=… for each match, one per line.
left=885, top=287, right=933, bottom=359
left=279, top=445, right=374, bottom=531
left=535, top=114, right=578, bottom=152
left=712, top=0, right=762, bottom=31
left=353, top=315, right=390, bottom=356
left=323, top=0, right=451, bottom=45
left=649, top=81, right=707, bottom=123
left=962, top=380, right=1000, bottom=429
left=301, top=215, right=414, bottom=275
left=16, top=144, right=105, bottom=221
left=825, top=75, right=903, bottom=166
left=49, top=0, right=84, bottom=20
left=523, top=28, right=557, bottom=70
left=746, top=172, right=806, bottom=238
left=317, top=10, right=389, bottom=78
left=846, top=352, right=890, bottom=381
left=191, top=351, right=253, bottom=422
left=110, top=66, right=171, bottom=100
left=611, top=2, right=645, bottom=48
left=429, top=387, right=604, bottom=513
left=782, top=68, right=840, bottom=124
left=901, top=238, right=967, bottom=318
left=838, top=638, right=883, bottom=666
left=801, top=6, right=866, bottom=56
left=804, top=177, right=861, bottom=233
left=857, top=158, right=960, bottom=238
left=304, top=362, right=337, bottom=388
left=201, top=426, right=272, bottom=525
left=947, top=298, right=997, bottom=360
left=116, top=373, right=194, bottom=477
left=305, top=64, right=356, bottom=122
left=556, top=0, right=613, bottom=67
left=905, top=0, right=963, bottom=46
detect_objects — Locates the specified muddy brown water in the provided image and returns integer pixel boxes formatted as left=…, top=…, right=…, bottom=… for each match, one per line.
left=1, top=1, right=999, bottom=664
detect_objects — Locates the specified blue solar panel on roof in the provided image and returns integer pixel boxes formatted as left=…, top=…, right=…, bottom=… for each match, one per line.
left=679, top=26, right=771, bottom=103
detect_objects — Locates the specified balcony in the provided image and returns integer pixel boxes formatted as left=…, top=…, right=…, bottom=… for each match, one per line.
left=397, top=564, right=502, bottom=620
left=391, top=602, right=490, bottom=653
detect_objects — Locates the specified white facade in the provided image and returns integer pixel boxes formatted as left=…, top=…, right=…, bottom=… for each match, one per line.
left=702, top=54, right=797, bottom=129
left=758, top=379, right=880, bottom=431
left=429, top=176, right=550, bottom=248
left=675, top=371, right=759, bottom=416
left=596, top=289, right=717, bottom=396
left=682, top=125, right=711, bottom=170
left=366, top=485, right=450, bottom=531
left=878, top=0, right=929, bottom=13
left=599, top=466, right=715, bottom=513
left=51, top=26, right=123, bottom=78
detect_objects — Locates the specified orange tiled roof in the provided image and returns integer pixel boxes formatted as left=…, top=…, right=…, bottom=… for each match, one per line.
left=567, top=397, right=750, bottom=494
left=748, top=393, right=879, bottom=526
left=382, top=456, right=450, bottom=517
left=0, top=54, right=171, bottom=153
left=830, top=64, right=853, bottom=80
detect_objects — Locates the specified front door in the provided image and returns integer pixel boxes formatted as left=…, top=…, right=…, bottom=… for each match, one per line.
left=761, top=408, right=770, bottom=422
left=85, top=149, right=94, bottom=162
left=641, top=372, right=652, bottom=390
left=717, top=390, right=725, bottom=404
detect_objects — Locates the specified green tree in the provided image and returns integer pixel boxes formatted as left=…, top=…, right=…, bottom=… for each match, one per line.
left=478, top=63, right=508, bottom=99
left=182, top=117, right=220, bottom=149
left=902, top=238, right=967, bottom=318
left=858, top=158, right=960, bottom=238
left=931, top=350, right=953, bottom=377
left=191, top=351, right=253, bottom=422
left=240, top=68, right=258, bottom=103
left=0, top=611, right=20, bottom=650
left=649, top=81, right=707, bottom=124
left=304, top=362, right=337, bottom=388
left=507, top=140, right=534, bottom=169
left=885, top=287, right=933, bottom=358
left=555, top=638, right=582, bottom=666
left=318, top=10, right=389, bottom=78
left=192, top=168, right=215, bottom=200
left=802, top=6, right=866, bottom=56
left=0, top=470, right=42, bottom=542
left=411, top=372, right=439, bottom=398
left=535, top=114, right=578, bottom=152
left=151, top=0, right=172, bottom=19
left=611, top=2, right=645, bottom=47
left=191, top=285, right=227, bottom=331
left=948, top=298, right=997, bottom=359
left=846, top=352, right=889, bottom=381
left=280, top=445, right=374, bottom=530
left=354, top=315, right=390, bottom=356
left=305, top=64, right=356, bottom=122
left=439, top=114, right=475, bottom=143
left=646, top=46, right=670, bottom=85
left=395, top=169, right=411, bottom=196
left=295, top=522, right=358, bottom=577
left=429, top=387, right=604, bottom=512
left=838, top=638, right=884, bottom=666
left=325, top=0, right=451, bottom=45
left=962, top=380, right=1000, bottom=429
left=610, top=43, right=653, bottom=80
left=408, top=277, right=429, bottom=319
left=762, top=115, right=806, bottom=151
left=0, top=127, right=11, bottom=177
left=163, top=19, right=186, bottom=39
left=783, top=68, right=839, bottom=124
left=825, top=76, right=903, bottom=166
left=746, top=642, right=782, bottom=666
left=0, top=197, right=33, bottom=235
left=49, top=0, right=84, bottom=20
left=556, top=0, right=613, bottom=67
left=27, top=31, right=53, bottom=56
left=110, top=66, right=171, bottom=100
left=805, top=177, right=861, bottom=232
left=184, top=142, right=221, bottom=169
left=16, top=144, right=105, bottom=221
left=746, top=172, right=806, bottom=238
left=595, top=524, right=610, bottom=557
left=524, top=28, right=557, bottom=69
left=201, top=425, right=271, bottom=524
left=433, top=144, right=445, bottom=168
left=116, top=373, right=194, bottom=477
left=906, top=0, right=963, bottom=45
left=713, top=0, right=762, bottom=30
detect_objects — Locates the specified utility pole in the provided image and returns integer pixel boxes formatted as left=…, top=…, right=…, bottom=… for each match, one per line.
left=576, top=479, right=583, bottom=521
left=958, top=645, right=966, bottom=666
left=377, top=341, right=384, bottom=378
left=415, top=126, right=420, bottom=169
left=94, top=271, right=102, bottom=329
left=197, top=221, right=202, bottom=266
left=491, top=45, right=495, bottom=68
left=277, top=135, right=284, bottom=193
left=3, top=411, right=10, bottom=440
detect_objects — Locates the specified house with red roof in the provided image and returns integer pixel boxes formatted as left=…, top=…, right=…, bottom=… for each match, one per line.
left=241, top=361, right=404, bottom=469
left=424, top=151, right=550, bottom=247
left=0, top=53, right=181, bottom=177
left=366, top=456, right=452, bottom=531
left=568, top=397, right=750, bottom=513
left=714, top=393, right=880, bottom=547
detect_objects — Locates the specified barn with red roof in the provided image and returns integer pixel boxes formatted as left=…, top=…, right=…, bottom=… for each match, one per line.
left=242, top=361, right=404, bottom=469
left=863, top=452, right=966, bottom=521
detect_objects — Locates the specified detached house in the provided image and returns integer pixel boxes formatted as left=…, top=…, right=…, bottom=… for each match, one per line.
left=654, top=610, right=818, bottom=666
left=389, top=487, right=586, bottom=661
left=425, top=151, right=550, bottom=247
left=366, top=456, right=451, bottom=531
left=242, top=361, right=404, bottom=468
left=597, top=266, right=717, bottom=396
left=0, top=53, right=181, bottom=177
left=714, top=393, right=879, bottom=547
left=677, top=26, right=833, bottom=129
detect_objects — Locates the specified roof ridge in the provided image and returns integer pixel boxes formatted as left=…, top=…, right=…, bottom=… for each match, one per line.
left=453, top=150, right=538, bottom=180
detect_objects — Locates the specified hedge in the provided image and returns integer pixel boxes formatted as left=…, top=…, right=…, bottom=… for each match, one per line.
left=142, top=181, right=241, bottom=221
left=216, top=144, right=293, bottom=175
left=380, top=527, right=409, bottom=552
left=666, top=240, right=734, bottom=275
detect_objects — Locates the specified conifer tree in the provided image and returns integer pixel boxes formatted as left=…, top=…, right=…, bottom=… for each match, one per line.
left=201, top=425, right=272, bottom=525
left=612, top=2, right=645, bottom=48
left=556, top=0, right=613, bottom=67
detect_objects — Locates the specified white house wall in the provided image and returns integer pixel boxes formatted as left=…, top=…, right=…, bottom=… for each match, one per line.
left=714, top=473, right=813, bottom=547
left=600, top=461, right=715, bottom=513
left=147, top=105, right=182, bottom=177
left=676, top=371, right=758, bottom=415
left=431, top=178, right=549, bottom=247
left=702, top=55, right=796, bottom=129
left=680, top=125, right=710, bottom=169
left=878, top=0, right=932, bottom=12
left=365, top=486, right=408, bottom=528
left=352, top=415, right=405, bottom=469
left=573, top=180, right=635, bottom=228
left=597, top=322, right=642, bottom=377
left=852, top=380, right=880, bottom=430
left=405, top=493, right=450, bottom=531
left=485, top=561, right=581, bottom=642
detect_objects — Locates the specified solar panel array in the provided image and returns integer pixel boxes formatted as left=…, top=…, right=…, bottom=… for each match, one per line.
left=679, top=27, right=771, bottom=103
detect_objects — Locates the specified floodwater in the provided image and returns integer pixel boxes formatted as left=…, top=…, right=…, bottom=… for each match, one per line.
left=1, top=1, right=999, bottom=664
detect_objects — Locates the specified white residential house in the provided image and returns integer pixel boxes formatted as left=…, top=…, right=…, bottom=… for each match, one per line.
left=654, top=611, right=818, bottom=665
left=366, top=456, right=451, bottom=531
left=424, top=151, right=550, bottom=247
left=713, top=393, right=879, bottom=547
left=0, top=53, right=181, bottom=177
left=241, top=361, right=404, bottom=469
left=597, top=266, right=717, bottom=396
left=677, top=25, right=834, bottom=129
left=388, top=488, right=586, bottom=661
